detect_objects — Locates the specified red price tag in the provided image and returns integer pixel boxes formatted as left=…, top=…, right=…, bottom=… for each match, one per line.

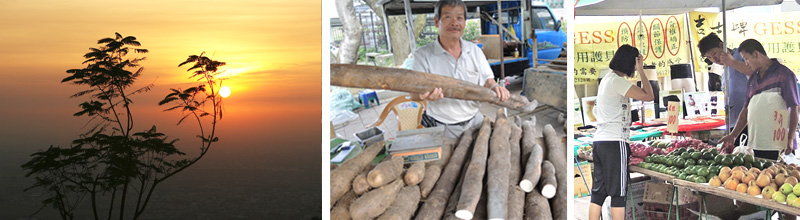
left=773, top=109, right=789, bottom=147
left=667, top=101, right=680, bottom=133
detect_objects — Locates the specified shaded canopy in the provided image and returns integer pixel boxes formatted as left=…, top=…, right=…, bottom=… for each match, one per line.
left=576, top=0, right=783, bottom=16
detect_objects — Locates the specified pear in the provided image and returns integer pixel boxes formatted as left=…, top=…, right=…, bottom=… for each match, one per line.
left=781, top=183, right=794, bottom=195
left=764, top=186, right=778, bottom=199
left=774, top=191, right=787, bottom=203
left=756, top=173, right=772, bottom=188
left=789, top=193, right=798, bottom=203
left=787, top=176, right=799, bottom=186
left=776, top=173, right=787, bottom=186
left=793, top=183, right=800, bottom=196
left=793, top=197, right=800, bottom=208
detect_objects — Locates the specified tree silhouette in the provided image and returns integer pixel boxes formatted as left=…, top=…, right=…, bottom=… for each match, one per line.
left=21, top=33, right=226, bottom=220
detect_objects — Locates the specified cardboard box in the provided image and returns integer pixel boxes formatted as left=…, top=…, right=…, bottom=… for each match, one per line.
left=480, top=35, right=501, bottom=60
left=643, top=181, right=697, bottom=205
left=625, top=179, right=650, bottom=220
left=574, top=161, right=592, bottom=197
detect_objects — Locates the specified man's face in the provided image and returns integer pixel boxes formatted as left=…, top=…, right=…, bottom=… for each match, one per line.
left=740, top=51, right=765, bottom=73
left=435, top=5, right=466, bottom=40
left=702, top=45, right=724, bottom=64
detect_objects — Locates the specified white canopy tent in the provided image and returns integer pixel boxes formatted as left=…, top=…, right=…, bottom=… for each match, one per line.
left=575, top=0, right=785, bottom=131
left=576, top=0, right=783, bottom=16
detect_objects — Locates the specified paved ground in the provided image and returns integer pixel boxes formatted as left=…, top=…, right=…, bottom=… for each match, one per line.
left=332, top=75, right=566, bottom=141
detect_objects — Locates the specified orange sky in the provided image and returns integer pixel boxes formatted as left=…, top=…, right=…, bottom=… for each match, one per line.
left=0, top=1, right=321, bottom=218
left=0, top=0, right=321, bottom=149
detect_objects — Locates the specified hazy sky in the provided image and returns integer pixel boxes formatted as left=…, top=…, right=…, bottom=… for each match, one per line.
left=0, top=0, right=322, bottom=218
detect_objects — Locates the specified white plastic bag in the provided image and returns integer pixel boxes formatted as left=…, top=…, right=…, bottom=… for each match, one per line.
left=331, top=109, right=358, bottom=126
left=732, top=134, right=754, bottom=155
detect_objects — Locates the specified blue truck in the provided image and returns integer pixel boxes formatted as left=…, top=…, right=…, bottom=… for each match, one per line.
left=380, top=0, right=566, bottom=79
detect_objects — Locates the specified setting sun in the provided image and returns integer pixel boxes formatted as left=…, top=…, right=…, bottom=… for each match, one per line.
left=219, top=86, right=231, bottom=98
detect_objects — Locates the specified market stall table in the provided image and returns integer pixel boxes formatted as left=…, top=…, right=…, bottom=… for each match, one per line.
left=673, top=179, right=800, bottom=217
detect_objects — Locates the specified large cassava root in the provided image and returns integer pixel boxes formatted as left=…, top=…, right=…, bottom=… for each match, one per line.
left=404, top=162, right=426, bottom=186
left=543, top=124, right=566, bottom=220
left=419, top=165, right=441, bottom=199
left=378, top=185, right=421, bottom=220
left=331, top=141, right=385, bottom=206
left=525, top=189, right=553, bottom=220
left=507, top=122, right=525, bottom=220
left=454, top=117, right=492, bottom=220
left=350, top=179, right=404, bottom=220
left=519, top=143, right=544, bottom=192
left=353, top=171, right=370, bottom=195
left=539, top=160, right=558, bottom=198
left=331, top=190, right=358, bottom=220
left=520, top=120, right=537, bottom=167
left=368, top=156, right=404, bottom=188
left=487, top=109, right=511, bottom=220
left=415, top=126, right=479, bottom=220
left=330, top=64, right=538, bottom=112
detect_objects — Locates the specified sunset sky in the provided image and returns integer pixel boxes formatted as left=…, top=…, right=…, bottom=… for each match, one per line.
left=0, top=0, right=322, bottom=218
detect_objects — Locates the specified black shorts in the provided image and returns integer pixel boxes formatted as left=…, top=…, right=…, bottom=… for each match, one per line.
left=591, top=140, right=631, bottom=207
left=754, top=149, right=780, bottom=160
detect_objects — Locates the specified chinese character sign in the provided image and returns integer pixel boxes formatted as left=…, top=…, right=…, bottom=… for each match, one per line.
left=689, top=11, right=800, bottom=76
left=574, top=14, right=691, bottom=85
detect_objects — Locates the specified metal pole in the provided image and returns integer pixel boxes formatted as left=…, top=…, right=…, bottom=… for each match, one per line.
left=722, top=0, right=730, bottom=133
left=370, top=11, right=378, bottom=52
left=498, top=0, right=505, bottom=80
left=403, top=0, right=417, bottom=51
left=685, top=13, right=697, bottom=91
left=382, top=11, right=393, bottom=53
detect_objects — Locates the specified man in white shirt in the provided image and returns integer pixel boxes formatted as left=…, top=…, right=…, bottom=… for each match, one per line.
left=411, top=0, right=510, bottom=139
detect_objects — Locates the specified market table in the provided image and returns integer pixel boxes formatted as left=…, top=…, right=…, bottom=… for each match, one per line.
left=658, top=116, right=726, bottom=136
left=576, top=153, right=800, bottom=218
left=672, top=179, right=800, bottom=217
left=629, top=166, right=675, bottom=182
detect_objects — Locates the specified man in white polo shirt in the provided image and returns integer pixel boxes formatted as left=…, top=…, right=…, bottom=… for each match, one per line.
left=411, top=0, right=510, bottom=140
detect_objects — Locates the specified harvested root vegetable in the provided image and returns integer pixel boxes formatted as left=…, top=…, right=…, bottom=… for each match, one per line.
left=353, top=171, right=370, bottom=195
left=519, top=143, right=544, bottom=192
left=368, top=156, right=404, bottom=188
left=415, top=125, right=480, bottom=220
left=524, top=189, right=553, bottom=220
left=539, top=160, right=557, bottom=198
left=330, top=64, right=538, bottom=112
left=509, top=123, right=523, bottom=182
left=507, top=185, right=525, bottom=220
left=487, top=109, right=511, bottom=220
left=454, top=117, right=493, bottom=220
left=331, top=141, right=386, bottom=206
left=419, top=165, right=441, bottom=199
left=331, top=190, right=357, bottom=220
left=378, top=185, right=421, bottom=220
left=520, top=120, right=537, bottom=167
left=543, top=124, right=566, bottom=220
left=350, top=179, right=404, bottom=220
left=404, top=162, right=426, bottom=186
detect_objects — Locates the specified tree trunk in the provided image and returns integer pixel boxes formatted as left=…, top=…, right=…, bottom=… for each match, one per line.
left=336, top=0, right=363, bottom=64
left=388, top=15, right=428, bottom=65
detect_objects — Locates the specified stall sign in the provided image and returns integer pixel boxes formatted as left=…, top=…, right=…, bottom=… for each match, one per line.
left=689, top=11, right=800, bottom=76
left=574, top=14, right=691, bottom=85
left=773, top=109, right=789, bottom=149
left=667, top=101, right=680, bottom=133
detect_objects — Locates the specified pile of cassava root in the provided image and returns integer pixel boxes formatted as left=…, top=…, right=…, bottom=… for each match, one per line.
left=330, top=109, right=567, bottom=220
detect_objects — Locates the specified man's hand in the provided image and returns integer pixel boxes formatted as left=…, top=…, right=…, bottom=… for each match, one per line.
left=786, top=143, right=794, bottom=155
left=492, top=85, right=510, bottom=102
left=419, top=88, right=444, bottom=101
left=720, top=134, right=736, bottom=146
left=717, top=50, right=736, bottom=66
